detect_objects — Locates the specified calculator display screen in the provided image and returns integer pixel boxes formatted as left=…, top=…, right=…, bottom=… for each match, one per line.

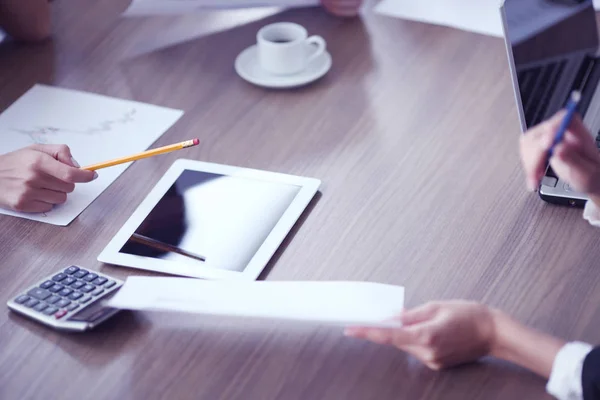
left=119, top=169, right=301, bottom=272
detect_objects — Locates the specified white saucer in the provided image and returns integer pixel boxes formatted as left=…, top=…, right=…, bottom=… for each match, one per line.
left=235, top=45, right=332, bottom=89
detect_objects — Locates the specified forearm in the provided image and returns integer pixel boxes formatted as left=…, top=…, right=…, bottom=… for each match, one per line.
left=490, top=309, right=565, bottom=378
left=0, top=0, right=51, bottom=42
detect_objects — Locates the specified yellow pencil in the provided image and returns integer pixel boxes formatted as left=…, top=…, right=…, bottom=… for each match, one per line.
left=81, top=138, right=200, bottom=171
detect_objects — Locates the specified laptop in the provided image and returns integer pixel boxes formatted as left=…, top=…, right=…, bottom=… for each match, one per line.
left=501, top=0, right=600, bottom=207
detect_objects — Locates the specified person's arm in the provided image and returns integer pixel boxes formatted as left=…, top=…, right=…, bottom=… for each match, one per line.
left=344, top=301, right=594, bottom=400
left=0, top=0, right=51, bottom=42
left=490, top=309, right=565, bottom=378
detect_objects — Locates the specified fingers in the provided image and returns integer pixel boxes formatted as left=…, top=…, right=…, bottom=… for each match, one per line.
left=344, top=325, right=420, bottom=347
left=38, top=155, right=97, bottom=183
left=344, top=327, right=394, bottom=345
left=551, top=143, right=599, bottom=192
left=520, top=111, right=594, bottom=191
left=321, top=0, right=362, bottom=16
left=10, top=188, right=64, bottom=213
left=31, top=188, right=68, bottom=205
left=401, top=302, right=440, bottom=326
left=345, top=302, right=441, bottom=345
left=14, top=200, right=53, bottom=213
left=29, top=144, right=79, bottom=167
left=35, top=174, right=76, bottom=193
left=559, top=126, right=599, bottom=164
left=520, top=124, right=555, bottom=190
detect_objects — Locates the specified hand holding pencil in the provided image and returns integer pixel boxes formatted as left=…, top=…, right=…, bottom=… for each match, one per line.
left=81, top=138, right=200, bottom=171
left=519, top=98, right=600, bottom=203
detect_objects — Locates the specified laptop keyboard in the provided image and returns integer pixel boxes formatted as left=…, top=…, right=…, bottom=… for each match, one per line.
left=518, top=61, right=567, bottom=127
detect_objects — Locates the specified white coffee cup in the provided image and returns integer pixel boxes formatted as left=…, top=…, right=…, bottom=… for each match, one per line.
left=257, top=22, right=326, bottom=76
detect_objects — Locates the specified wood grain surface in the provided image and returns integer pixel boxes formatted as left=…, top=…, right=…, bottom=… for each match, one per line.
left=1, top=2, right=599, bottom=399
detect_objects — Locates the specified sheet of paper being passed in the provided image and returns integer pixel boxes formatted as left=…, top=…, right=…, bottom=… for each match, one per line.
left=375, top=0, right=504, bottom=37
left=124, top=0, right=319, bottom=16
left=106, top=277, right=405, bottom=328
left=375, top=0, right=600, bottom=38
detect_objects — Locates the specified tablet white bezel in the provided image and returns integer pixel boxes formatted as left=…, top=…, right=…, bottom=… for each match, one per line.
left=97, top=159, right=320, bottom=280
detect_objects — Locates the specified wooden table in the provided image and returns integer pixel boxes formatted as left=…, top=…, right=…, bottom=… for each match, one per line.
left=2, top=2, right=600, bottom=399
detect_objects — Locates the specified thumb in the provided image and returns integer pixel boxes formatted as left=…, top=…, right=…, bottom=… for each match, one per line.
left=30, top=144, right=79, bottom=167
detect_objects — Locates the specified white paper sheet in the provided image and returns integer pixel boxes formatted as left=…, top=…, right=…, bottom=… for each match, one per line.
left=0, top=85, right=183, bottom=226
left=375, top=0, right=600, bottom=38
left=374, top=0, right=504, bottom=37
left=124, top=0, right=319, bottom=16
left=106, top=277, right=405, bottom=327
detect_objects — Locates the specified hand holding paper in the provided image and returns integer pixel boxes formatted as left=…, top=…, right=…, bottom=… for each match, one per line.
left=106, top=277, right=405, bottom=328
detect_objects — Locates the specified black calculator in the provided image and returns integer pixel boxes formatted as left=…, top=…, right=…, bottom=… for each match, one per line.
left=7, top=266, right=124, bottom=332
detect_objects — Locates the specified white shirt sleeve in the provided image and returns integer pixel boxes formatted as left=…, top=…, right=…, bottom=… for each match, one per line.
left=583, top=201, right=600, bottom=227
left=547, top=342, right=594, bottom=400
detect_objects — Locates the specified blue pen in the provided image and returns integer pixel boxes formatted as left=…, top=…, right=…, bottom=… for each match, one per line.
left=548, top=91, right=581, bottom=158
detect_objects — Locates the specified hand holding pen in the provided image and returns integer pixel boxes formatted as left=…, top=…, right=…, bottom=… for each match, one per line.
left=519, top=92, right=600, bottom=205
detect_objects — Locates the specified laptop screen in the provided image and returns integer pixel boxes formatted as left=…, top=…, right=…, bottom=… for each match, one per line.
left=503, top=0, right=599, bottom=129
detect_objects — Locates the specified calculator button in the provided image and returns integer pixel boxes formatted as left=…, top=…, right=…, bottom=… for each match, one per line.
left=56, top=299, right=71, bottom=308
left=59, top=288, right=73, bottom=297
left=105, top=281, right=116, bottom=289
left=65, top=266, right=79, bottom=275
left=83, top=273, right=98, bottom=282
left=27, top=288, right=51, bottom=300
left=81, top=284, right=95, bottom=293
left=79, top=295, right=92, bottom=304
left=92, top=277, right=108, bottom=286
left=69, top=292, right=83, bottom=300
left=48, top=284, right=63, bottom=293
left=43, top=307, right=58, bottom=316
left=55, top=309, right=68, bottom=319
left=40, top=280, right=54, bottom=289
left=52, top=273, right=67, bottom=282
left=15, top=295, right=30, bottom=304
left=62, top=277, right=76, bottom=286
left=66, top=303, right=79, bottom=312
left=73, top=270, right=88, bottom=279
left=70, top=281, right=85, bottom=290
left=33, top=303, right=48, bottom=312
left=46, top=295, right=61, bottom=304
left=92, top=288, right=104, bottom=296
left=24, top=299, right=39, bottom=308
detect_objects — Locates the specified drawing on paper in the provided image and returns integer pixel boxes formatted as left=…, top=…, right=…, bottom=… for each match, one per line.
left=11, top=109, right=137, bottom=144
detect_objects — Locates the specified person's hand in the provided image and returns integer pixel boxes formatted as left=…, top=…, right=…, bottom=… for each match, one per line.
left=520, top=111, right=600, bottom=204
left=344, top=301, right=496, bottom=370
left=321, top=0, right=363, bottom=17
left=0, top=144, right=97, bottom=213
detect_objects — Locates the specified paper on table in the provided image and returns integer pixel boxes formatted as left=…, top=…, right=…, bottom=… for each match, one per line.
left=124, top=0, right=319, bottom=16
left=375, top=0, right=600, bottom=38
left=0, top=85, right=183, bottom=226
left=375, top=0, right=504, bottom=37
left=106, top=277, right=405, bottom=328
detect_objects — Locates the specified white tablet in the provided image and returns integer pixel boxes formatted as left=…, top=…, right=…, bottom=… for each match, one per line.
left=98, top=159, right=320, bottom=280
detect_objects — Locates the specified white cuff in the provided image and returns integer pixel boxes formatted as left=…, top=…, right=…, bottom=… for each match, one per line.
left=547, top=342, right=593, bottom=400
left=583, top=201, right=600, bottom=227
